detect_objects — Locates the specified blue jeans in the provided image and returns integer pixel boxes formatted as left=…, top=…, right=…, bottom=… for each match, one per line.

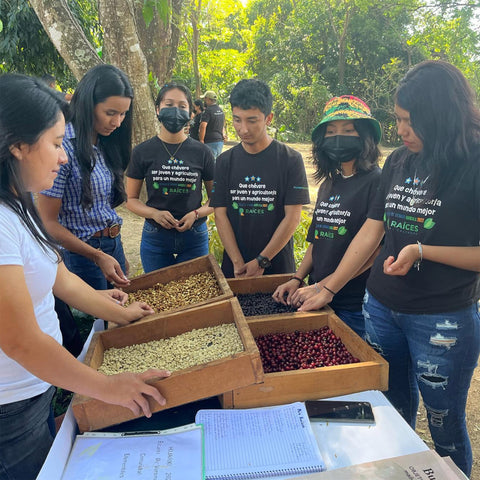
left=334, top=309, right=365, bottom=339
left=205, top=141, right=224, bottom=159
left=363, top=290, right=480, bottom=476
left=0, top=386, right=56, bottom=480
left=140, top=221, right=209, bottom=273
left=62, top=235, right=126, bottom=290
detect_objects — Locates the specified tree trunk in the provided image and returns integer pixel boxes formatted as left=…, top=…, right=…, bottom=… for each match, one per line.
left=133, top=0, right=184, bottom=85
left=29, top=0, right=101, bottom=80
left=191, top=0, right=202, bottom=97
left=98, top=0, right=159, bottom=146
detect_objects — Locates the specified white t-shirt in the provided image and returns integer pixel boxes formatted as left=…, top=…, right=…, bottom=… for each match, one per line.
left=0, top=204, right=61, bottom=404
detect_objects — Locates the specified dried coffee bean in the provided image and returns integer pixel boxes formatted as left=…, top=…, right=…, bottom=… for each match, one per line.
left=98, top=323, right=244, bottom=375
left=127, top=272, right=222, bottom=312
left=237, top=292, right=297, bottom=316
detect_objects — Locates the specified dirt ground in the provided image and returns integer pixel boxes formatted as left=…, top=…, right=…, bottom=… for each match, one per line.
left=118, top=141, right=480, bottom=479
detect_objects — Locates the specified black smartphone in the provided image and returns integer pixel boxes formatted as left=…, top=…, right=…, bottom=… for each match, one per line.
left=305, top=400, right=375, bottom=424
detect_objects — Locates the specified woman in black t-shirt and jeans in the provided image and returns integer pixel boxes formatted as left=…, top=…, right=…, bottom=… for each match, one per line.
left=126, top=83, right=215, bottom=272
left=273, top=95, right=382, bottom=337
left=295, top=61, right=480, bottom=477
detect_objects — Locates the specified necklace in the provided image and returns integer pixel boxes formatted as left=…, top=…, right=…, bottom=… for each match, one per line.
left=340, top=171, right=355, bottom=179
left=159, top=138, right=185, bottom=161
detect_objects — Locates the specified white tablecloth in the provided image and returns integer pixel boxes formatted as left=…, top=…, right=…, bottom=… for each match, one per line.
left=38, top=320, right=427, bottom=479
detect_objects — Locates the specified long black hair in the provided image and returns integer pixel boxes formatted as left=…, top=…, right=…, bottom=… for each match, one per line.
left=69, top=64, right=133, bottom=209
left=312, top=119, right=380, bottom=183
left=0, top=73, right=69, bottom=256
left=395, top=60, right=480, bottom=193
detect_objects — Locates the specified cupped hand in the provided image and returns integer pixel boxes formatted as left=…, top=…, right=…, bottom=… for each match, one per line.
left=95, top=252, right=130, bottom=287
left=384, top=244, right=419, bottom=276
left=123, top=302, right=155, bottom=323
left=102, top=369, right=170, bottom=417
left=272, top=280, right=299, bottom=305
left=153, top=210, right=179, bottom=230
left=98, top=288, right=128, bottom=305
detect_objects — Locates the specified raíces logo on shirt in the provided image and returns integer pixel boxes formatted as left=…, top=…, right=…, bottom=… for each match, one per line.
left=230, top=175, right=277, bottom=216
left=384, top=176, right=441, bottom=234
left=313, top=195, right=351, bottom=240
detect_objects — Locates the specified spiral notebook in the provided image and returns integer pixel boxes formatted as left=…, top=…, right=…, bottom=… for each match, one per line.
left=195, top=402, right=325, bottom=480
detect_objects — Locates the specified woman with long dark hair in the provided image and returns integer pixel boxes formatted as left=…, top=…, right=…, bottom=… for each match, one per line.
left=0, top=73, right=168, bottom=480
left=125, top=82, right=214, bottom=272
left=298, top=61, right=480, bottom=476
left=38, top=64, right=134, bottom=289
left=273, top=95, right=382, bottom=337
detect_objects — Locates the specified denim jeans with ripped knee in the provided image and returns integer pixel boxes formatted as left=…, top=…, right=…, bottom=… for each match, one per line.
left=363, top=290, right=480, bottom=477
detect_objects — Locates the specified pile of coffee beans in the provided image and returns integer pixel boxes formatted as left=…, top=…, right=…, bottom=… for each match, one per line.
left=255, top=326, right=360, bottom=373
left=236, top=292, right=297, bottom=316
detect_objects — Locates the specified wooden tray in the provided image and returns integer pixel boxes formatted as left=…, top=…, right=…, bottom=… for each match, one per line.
left=220, top=309, right=388, bottom=408
left=119, top=254, right=233, bottom=325
left=73, top=298, right=263, bottom=432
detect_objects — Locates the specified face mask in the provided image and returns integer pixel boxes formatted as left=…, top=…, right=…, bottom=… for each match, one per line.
left=157, top=107, right=190, bottom=133
left=321, top=135, right=363, bottom=163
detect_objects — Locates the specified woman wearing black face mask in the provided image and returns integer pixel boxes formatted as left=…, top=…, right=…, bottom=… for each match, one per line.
left=273, top=95, right=382, bottom=337
left=125, top=83, right=215, bottom=272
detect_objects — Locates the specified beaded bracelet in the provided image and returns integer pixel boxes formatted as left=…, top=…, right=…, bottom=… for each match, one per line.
left=194, top=209, right=199, bottom=220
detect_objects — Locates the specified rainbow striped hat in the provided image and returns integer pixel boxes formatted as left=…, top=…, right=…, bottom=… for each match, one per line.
left=312, top=95, right=382, bottom=144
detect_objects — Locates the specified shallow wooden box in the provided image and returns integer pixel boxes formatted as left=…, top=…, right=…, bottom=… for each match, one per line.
left=122, top=254, right=233, bottom=324
left=220, top=310, right=388, bottom=408
left=228, top=274, right=329, bottom=319
left=73, top=298, right=263, bottom=432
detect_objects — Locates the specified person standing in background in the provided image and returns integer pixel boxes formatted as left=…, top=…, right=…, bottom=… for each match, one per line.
left=40, top=74, right=73, bottom=102
left=211, top=78, right=310, bottom=278
left=199, top=90, right=227, bottom=158
left=190, top=99, right=204, bottom=141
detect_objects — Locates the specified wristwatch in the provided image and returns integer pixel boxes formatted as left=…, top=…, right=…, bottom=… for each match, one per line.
left=256, top=254, right=271, bottom=269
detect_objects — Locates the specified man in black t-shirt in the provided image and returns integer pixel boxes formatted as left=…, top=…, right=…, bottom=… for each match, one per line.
left=199, top=90, right=226, bottom=158
left=211, top=79, right=310, bottom=277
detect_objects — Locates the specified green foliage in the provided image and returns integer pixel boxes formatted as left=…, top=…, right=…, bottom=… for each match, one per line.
left=0, top=0, right=99, bottom=90
left=142, top=0, right=171, bottom=28
left=293, top=209, right=312, bottom=268
left=173, top=0, right=251, bottom=94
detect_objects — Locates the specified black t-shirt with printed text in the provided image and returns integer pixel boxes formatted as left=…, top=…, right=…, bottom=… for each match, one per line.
left=211, top=140, right=310, bottom=276
left=201, top=104, right=225, bottom=143
left=127, top=136, right=215, bottom=226
left=307, top=168, right=381, bottom=311
left=367, top=147, right=480, bottom=313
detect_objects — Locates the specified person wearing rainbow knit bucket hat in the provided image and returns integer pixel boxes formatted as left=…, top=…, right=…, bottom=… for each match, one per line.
left=273, top=94, right=382, bottom=337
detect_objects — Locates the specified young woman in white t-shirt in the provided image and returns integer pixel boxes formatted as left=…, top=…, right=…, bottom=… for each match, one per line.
left=0, top=74, right=170, bottom=480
